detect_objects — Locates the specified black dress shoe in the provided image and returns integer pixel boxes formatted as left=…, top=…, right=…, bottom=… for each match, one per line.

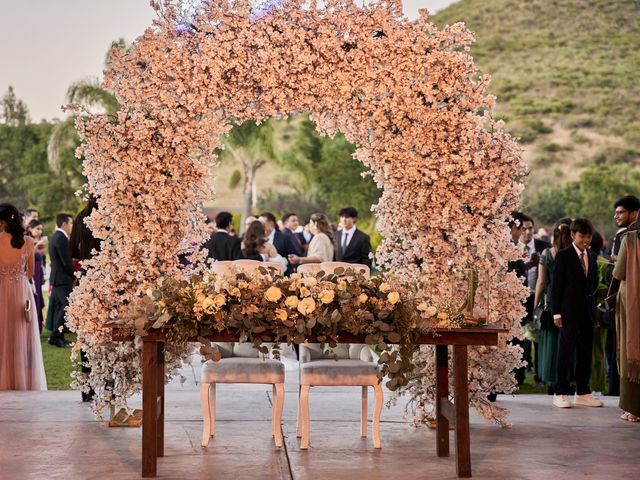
left=47, top=337, right=67, bottom=348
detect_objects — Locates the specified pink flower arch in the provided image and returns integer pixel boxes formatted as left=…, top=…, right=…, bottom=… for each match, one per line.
left=67, top=0, right=528, bottom=425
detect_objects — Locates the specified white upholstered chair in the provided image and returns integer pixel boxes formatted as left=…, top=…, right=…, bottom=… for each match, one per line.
left=200, top=260, right=285, bottom=448
left=296, top=261, right=382, bottom=449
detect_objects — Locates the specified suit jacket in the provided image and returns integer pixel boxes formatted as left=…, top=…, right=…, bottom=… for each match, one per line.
left=533, top=238, right=549, bottom=254
left=283, top=228, right=304, bottom=255
left=48, top=230, right=75, bottom=287
left=272, top=230, right=301, bottom=275
left=334, top=228, right=372, bottom=268
left=205, top=231, right=242, bottom=261
left=551, top=245, right=598, bottom=326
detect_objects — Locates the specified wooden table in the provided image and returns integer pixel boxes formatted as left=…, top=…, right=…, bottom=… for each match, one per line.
left=114, top=326, right=505, bottom=478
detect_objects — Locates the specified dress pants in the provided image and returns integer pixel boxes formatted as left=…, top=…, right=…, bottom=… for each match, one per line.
left=555, top=318, right=594, bottom=395
left=50, top=284, right=73, bottom=340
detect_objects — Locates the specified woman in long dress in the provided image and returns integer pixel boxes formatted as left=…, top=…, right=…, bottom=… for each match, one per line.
left=0, top=204, right=47, bottom=390
left=612, top=229, right=640, bottom=422
left=534, top=221, right=571, bottom=393
left=25, top=219, right=47, bottom=332
left=287, top=213, right=335, bottom=266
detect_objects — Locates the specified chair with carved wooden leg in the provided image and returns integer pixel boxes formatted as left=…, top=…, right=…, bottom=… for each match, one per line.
left=297, top=343, right=383, bottom=449
left=200, top=260, right=285, bottom=448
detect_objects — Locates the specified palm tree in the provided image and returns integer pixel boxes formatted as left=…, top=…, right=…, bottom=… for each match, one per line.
left=47, top=41, right=123, bottom=189
left=220, top=119, right=279, bottom=229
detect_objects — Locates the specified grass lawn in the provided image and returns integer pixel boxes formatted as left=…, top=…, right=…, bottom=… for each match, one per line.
left=40, top=328, right=77, bottom=390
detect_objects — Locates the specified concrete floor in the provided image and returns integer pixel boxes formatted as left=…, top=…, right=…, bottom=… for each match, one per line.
left=1, top=358, right=639, bottom=480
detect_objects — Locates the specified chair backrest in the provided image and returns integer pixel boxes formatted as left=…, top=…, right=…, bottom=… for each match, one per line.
left=297, top=261, right=370, bottom=278
left=210, top=259, right=284, bottom=276
left=214, top=342, right=274, bottom=359
left=302, top=343, right=371, bottom=361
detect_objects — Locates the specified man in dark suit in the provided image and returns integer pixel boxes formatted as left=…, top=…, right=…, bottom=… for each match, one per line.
left=204, top=212, right=242, bottom=261
left=333, top=206, right=372, bottom=268
left=259, top=212, right=301, bottom=275
left=551, top=218, right=603, bottom=408
left=48, top=213, right=74, bottom=348
left=519, top=213, right=550, bottom=385
left=282, top=212, right=307, bottom=255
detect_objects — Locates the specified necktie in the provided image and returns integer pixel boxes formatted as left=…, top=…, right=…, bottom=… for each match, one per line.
left=524, top=244, right=530, bottom=259
left=579, top=251, right=587, bottom=277
left=342, top=232, right=348, bottom=250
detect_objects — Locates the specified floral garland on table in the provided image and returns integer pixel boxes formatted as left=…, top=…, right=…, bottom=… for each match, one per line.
left=130, top=267, right=426, bottom=390
left=67, top=0, right=529, bottom=424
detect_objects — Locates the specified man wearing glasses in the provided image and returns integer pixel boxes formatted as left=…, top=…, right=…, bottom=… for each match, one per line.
left=606, top=195, right=640, bottom=396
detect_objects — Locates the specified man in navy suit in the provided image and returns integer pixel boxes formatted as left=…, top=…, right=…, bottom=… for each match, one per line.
left=48, top=213, right=74, bottom=348
left=204, top=211, right=242, bottom=261
left=551, top=218, right=603, bottom=408
left=281, top=212, right=307, bottom=255
left=259, top=212, right=301, bottom=275
left=334, top=206, right=372, bottom=268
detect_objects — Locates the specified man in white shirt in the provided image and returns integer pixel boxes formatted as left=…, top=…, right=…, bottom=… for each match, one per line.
left=334, top=206, right=372, bottom=268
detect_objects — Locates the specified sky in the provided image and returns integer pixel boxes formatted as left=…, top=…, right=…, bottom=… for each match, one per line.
left=0, top=1, right=456, bottom=122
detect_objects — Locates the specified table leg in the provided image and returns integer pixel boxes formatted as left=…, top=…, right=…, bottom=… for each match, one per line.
left=453, top=345, right=471, bottom=478
left=157, top=342, right=165, bottom=458
left=435, top=344, right=449, bottom=457
left=142, top=339, right=158, bottom=478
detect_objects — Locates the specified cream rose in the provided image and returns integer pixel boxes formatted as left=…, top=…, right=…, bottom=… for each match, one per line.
left=358, top=293, right=369, bottom=304
left=379, top=282, right=390, bottom=293
left=297, top=297, right=316, bottom=315
left=275, top=308, right=288, bottom=321
left=426, top=306, right=438, bottom=317
left=302, top=276, right=318, bottom=287
left=438, top=311, right=448, bottom=321
left=264, top=286, right=283, bottom=302
left=285, top=296, right=300, bottom=308
left=213, top=294, right=226, bottom=308
left=300, top=286, right=311, bottom=297
left=387, top=291, right=400, bottom=304
left=319, top=290, right=335, bottom=304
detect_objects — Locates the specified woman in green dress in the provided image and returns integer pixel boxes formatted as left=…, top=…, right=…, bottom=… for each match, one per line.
left=534, top=221, right=572, bottom=392
left=612, top=229, right=640, bottom=422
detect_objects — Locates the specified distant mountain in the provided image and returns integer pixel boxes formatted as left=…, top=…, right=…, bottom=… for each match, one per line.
left=431, top=0, right=640, bottom=200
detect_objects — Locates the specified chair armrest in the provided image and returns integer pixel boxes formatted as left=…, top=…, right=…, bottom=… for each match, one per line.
left=360, top=345, right=374, bottom=362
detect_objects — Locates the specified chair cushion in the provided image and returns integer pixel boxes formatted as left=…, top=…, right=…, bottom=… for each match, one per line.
left=201, top=358, right=284, bottom=384
left=300, top=359, right=380, bottom=386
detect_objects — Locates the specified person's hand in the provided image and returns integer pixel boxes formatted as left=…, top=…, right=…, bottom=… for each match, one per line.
left=37, top=236, right=48, bottom=247
left=611, top=254, right=617, bottom=263
left=288, top=254, right=300, bottom=265
left=554, top=315, right=563, bottom=328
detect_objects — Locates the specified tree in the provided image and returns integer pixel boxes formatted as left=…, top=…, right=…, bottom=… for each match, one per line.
left=1, top=86, right=29, bottom=126
left=525, top=162, right=640, bottom=237
left=280, top=114, right=380, bottom=219
left=47, top=41, right=123, bottom=191
left=219, top=119, right=279, bottom=228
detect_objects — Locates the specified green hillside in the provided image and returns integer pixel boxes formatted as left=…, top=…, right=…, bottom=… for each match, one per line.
left=431, top=0, right=640, bottom=204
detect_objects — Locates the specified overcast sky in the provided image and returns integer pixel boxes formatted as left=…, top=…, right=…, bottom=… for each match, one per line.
left=0, top=1, right=456, bottom=122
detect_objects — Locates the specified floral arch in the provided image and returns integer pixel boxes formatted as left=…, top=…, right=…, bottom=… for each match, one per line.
left=68, top=0, right=528, bottom=425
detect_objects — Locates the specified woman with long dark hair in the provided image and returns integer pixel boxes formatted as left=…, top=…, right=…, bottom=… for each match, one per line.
left=0, top=204, right=47, bottom=390
left=241, top=220, right=287, bottom=269
left=25, top=219, right=46, bottom=332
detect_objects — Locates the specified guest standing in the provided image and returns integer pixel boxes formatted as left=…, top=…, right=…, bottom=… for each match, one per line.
left=259, top=212, right=301, bottom=275
left=333, top=206, right=372, bottom=268
left=519, top=213, right=549, bottom=384
left=612, top=228, right=640, bottom=421
left=534, top=220, right=572, bottom=394
left=47, top=213, right=74, bottom=348
left=204, top=211, right=242, bottom=261
left=551, top=218, right=602, bottom=408
left=282, top=212, right=306, bottom=255
left=69, top=198, right=101, bottom=401
left=25, top=220, right=47, bottom=332
left=0, top=204, right=47, bottom=390
left=287, top=213, right=335, bottom=266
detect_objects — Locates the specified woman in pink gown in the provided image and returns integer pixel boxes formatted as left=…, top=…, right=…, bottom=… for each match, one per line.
left=0, top=204, right=47, bottom=390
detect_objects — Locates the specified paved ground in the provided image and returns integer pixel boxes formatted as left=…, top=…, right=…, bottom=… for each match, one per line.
left=1, top=357, right=639, bottom=479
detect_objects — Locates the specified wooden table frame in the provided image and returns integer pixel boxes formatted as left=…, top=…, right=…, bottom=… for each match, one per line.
left=112, top=326, right=505, bottom=478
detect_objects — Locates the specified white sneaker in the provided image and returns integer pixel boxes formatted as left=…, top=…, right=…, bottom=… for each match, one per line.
left=574, top=394, right=604, bottom=407
left=553, top=394, right=572, bottom=408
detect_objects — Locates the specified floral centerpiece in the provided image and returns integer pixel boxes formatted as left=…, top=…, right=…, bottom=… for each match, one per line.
left=130, top=266, right=430, bottom=390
